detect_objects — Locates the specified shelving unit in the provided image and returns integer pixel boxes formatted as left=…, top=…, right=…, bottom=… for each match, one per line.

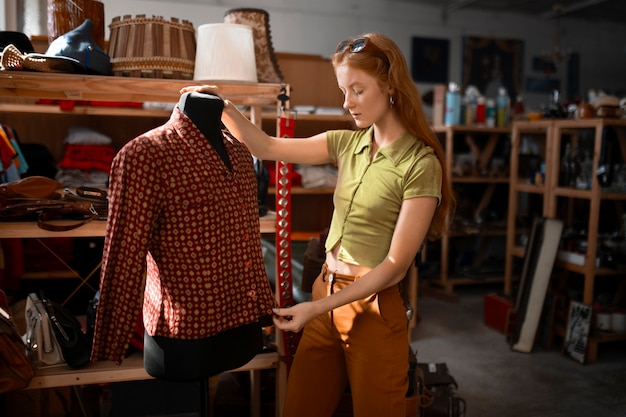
left=505, top=120, right=554, bottom=296
left=0, top=72, right=289, bottom=416
left=430, top=125, right=511, bottom=296
left=548, top=118, right=626, bottom=306
left=505, top=118, right=626, bottom=362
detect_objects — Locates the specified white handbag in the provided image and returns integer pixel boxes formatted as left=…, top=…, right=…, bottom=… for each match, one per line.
left=23, top=293, right=64, bottom=367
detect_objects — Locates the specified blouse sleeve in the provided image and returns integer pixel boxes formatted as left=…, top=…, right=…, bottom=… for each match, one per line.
left=91, top=137, right=163, bottom=363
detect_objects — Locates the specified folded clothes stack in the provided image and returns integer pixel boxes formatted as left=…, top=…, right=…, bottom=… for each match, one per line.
left=55, top=127, right=115, bottom=188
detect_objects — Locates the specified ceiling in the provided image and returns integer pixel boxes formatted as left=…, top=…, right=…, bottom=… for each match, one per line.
left=395, top=0, right=626, bottom=25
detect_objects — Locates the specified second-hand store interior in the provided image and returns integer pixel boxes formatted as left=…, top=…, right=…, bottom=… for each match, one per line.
left=1, top=0, right=626, bottom=416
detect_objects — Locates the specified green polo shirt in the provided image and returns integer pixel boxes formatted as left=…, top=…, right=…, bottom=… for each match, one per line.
left=325, top=126, right=442, bottom=268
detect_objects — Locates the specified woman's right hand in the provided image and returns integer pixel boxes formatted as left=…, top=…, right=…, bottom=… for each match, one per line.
left=179, top=85, right=224, bottom=101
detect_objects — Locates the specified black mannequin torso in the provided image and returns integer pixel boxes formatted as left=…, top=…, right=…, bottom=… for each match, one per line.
left=143, top=91, right=265, bottom=382
left=143, top=323, right=263, bottom=381
left=178, top=91, right=232, bottom=171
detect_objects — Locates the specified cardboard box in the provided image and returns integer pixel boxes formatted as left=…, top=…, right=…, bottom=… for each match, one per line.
left=483, top=293, right=513, bottom=333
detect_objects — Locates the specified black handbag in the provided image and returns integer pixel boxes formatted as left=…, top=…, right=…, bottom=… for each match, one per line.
left=38, top=292, right=92, bottom=369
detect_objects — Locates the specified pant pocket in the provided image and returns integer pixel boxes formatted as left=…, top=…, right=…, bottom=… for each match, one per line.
left=375, top=290, right=407, bottom=335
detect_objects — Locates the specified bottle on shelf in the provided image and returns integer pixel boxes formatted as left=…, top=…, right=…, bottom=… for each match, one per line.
left=486, top=98, right=496, bottom=127
left=496, top=87, right=511, bottom=127
left=546, top=89, right=566, bottom=119
left=513, top=94, right=525, bottom=120
left=464, top=96, right=475, bottom=126
left=475, top=95, right=486, bottom=126
left=463, top=85, right=480, bottom=127
left=445, top=82, right=461, bottom=126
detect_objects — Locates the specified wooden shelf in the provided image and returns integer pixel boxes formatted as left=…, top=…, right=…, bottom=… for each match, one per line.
left=433, top=125, right=510, bottom=135
left=553, top=186, right=626, bottom=200
left=0, top=102, right=170, bottom=118
left=451, top=176, right=509, bottom=184
left=0, top=72, right=282, bottom=106
left=448, top=227, right=508, bottom=237
left=27, top=351, right=279, bottom=390
left=0, top=212, right=276, bottom=239
left=513, top=181, right=546, bottom=194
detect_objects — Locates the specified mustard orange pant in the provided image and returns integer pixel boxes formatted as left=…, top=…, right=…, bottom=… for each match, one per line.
left=283, top=264, right=409, bottom=417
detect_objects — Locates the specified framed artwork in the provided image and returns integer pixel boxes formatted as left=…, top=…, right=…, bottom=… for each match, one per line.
left=411, top=37, right=449, bottom=83
left=562, top=301, right=592, bottom=364
left=461, top=36, right=524, bottom=99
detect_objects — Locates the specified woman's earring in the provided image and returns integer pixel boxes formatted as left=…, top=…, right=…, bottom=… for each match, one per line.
left=389, top=95, right=395, bottom=106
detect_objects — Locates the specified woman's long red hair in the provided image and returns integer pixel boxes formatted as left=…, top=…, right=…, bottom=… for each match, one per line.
left=332, top=32, right=455, bottom=241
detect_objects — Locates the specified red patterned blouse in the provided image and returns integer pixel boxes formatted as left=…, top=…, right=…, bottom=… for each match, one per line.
left=91, top=108, right=276, bottom=364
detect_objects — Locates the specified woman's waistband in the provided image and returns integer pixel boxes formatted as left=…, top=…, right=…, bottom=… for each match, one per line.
left=320, top=262, right=400, bottom=295
left=321, top=262, right=360, bottom=282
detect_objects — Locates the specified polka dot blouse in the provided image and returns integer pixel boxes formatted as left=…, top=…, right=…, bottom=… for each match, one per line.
left=91, top=108, right=276, bottom=364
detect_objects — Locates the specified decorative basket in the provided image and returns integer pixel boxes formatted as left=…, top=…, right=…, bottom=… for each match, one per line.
left=108, top=15, right=196, bottom=79
left=47, top=0, right=105, bottom=49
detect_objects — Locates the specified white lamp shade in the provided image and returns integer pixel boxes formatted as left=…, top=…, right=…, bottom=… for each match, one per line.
left=193, top=23, right=258, bottom=82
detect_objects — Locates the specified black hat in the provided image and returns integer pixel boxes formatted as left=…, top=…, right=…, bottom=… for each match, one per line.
left=0, top=31, right=34, bottom=54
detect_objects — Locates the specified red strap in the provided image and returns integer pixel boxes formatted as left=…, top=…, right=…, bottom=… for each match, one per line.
left=276, top=113, right=301, bottom=372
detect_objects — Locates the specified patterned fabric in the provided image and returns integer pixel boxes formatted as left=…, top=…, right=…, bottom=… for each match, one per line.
left=91, top=107, right=276, bottom=364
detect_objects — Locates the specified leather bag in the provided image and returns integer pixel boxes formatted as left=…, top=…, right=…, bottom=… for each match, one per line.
left=38, top=293, right=91, bottom=369
left=24, top=293, right=65, bottom=367
left=418, top=362, right=467, bottom=417
left=0, top=179, right=107, bottom=231
left=0, top=176, right=62, bottom=199
left=0, top=290, right=35, bottom=393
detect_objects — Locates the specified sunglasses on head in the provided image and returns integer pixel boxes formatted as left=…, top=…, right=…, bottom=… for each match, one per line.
left=335, top=37, right=370, bottom=53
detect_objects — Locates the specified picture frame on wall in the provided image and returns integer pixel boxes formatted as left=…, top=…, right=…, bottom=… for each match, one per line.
left=461, top=36, right=524, bottom=99
left=411, top=36, right=449, bottom=84
left=562, top=301, right=592, bottom=364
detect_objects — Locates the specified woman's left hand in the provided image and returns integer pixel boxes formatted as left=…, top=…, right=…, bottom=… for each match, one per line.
left=179, top=84, right=224, bottom=100
left=272, top=302, right=318, bottom=332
